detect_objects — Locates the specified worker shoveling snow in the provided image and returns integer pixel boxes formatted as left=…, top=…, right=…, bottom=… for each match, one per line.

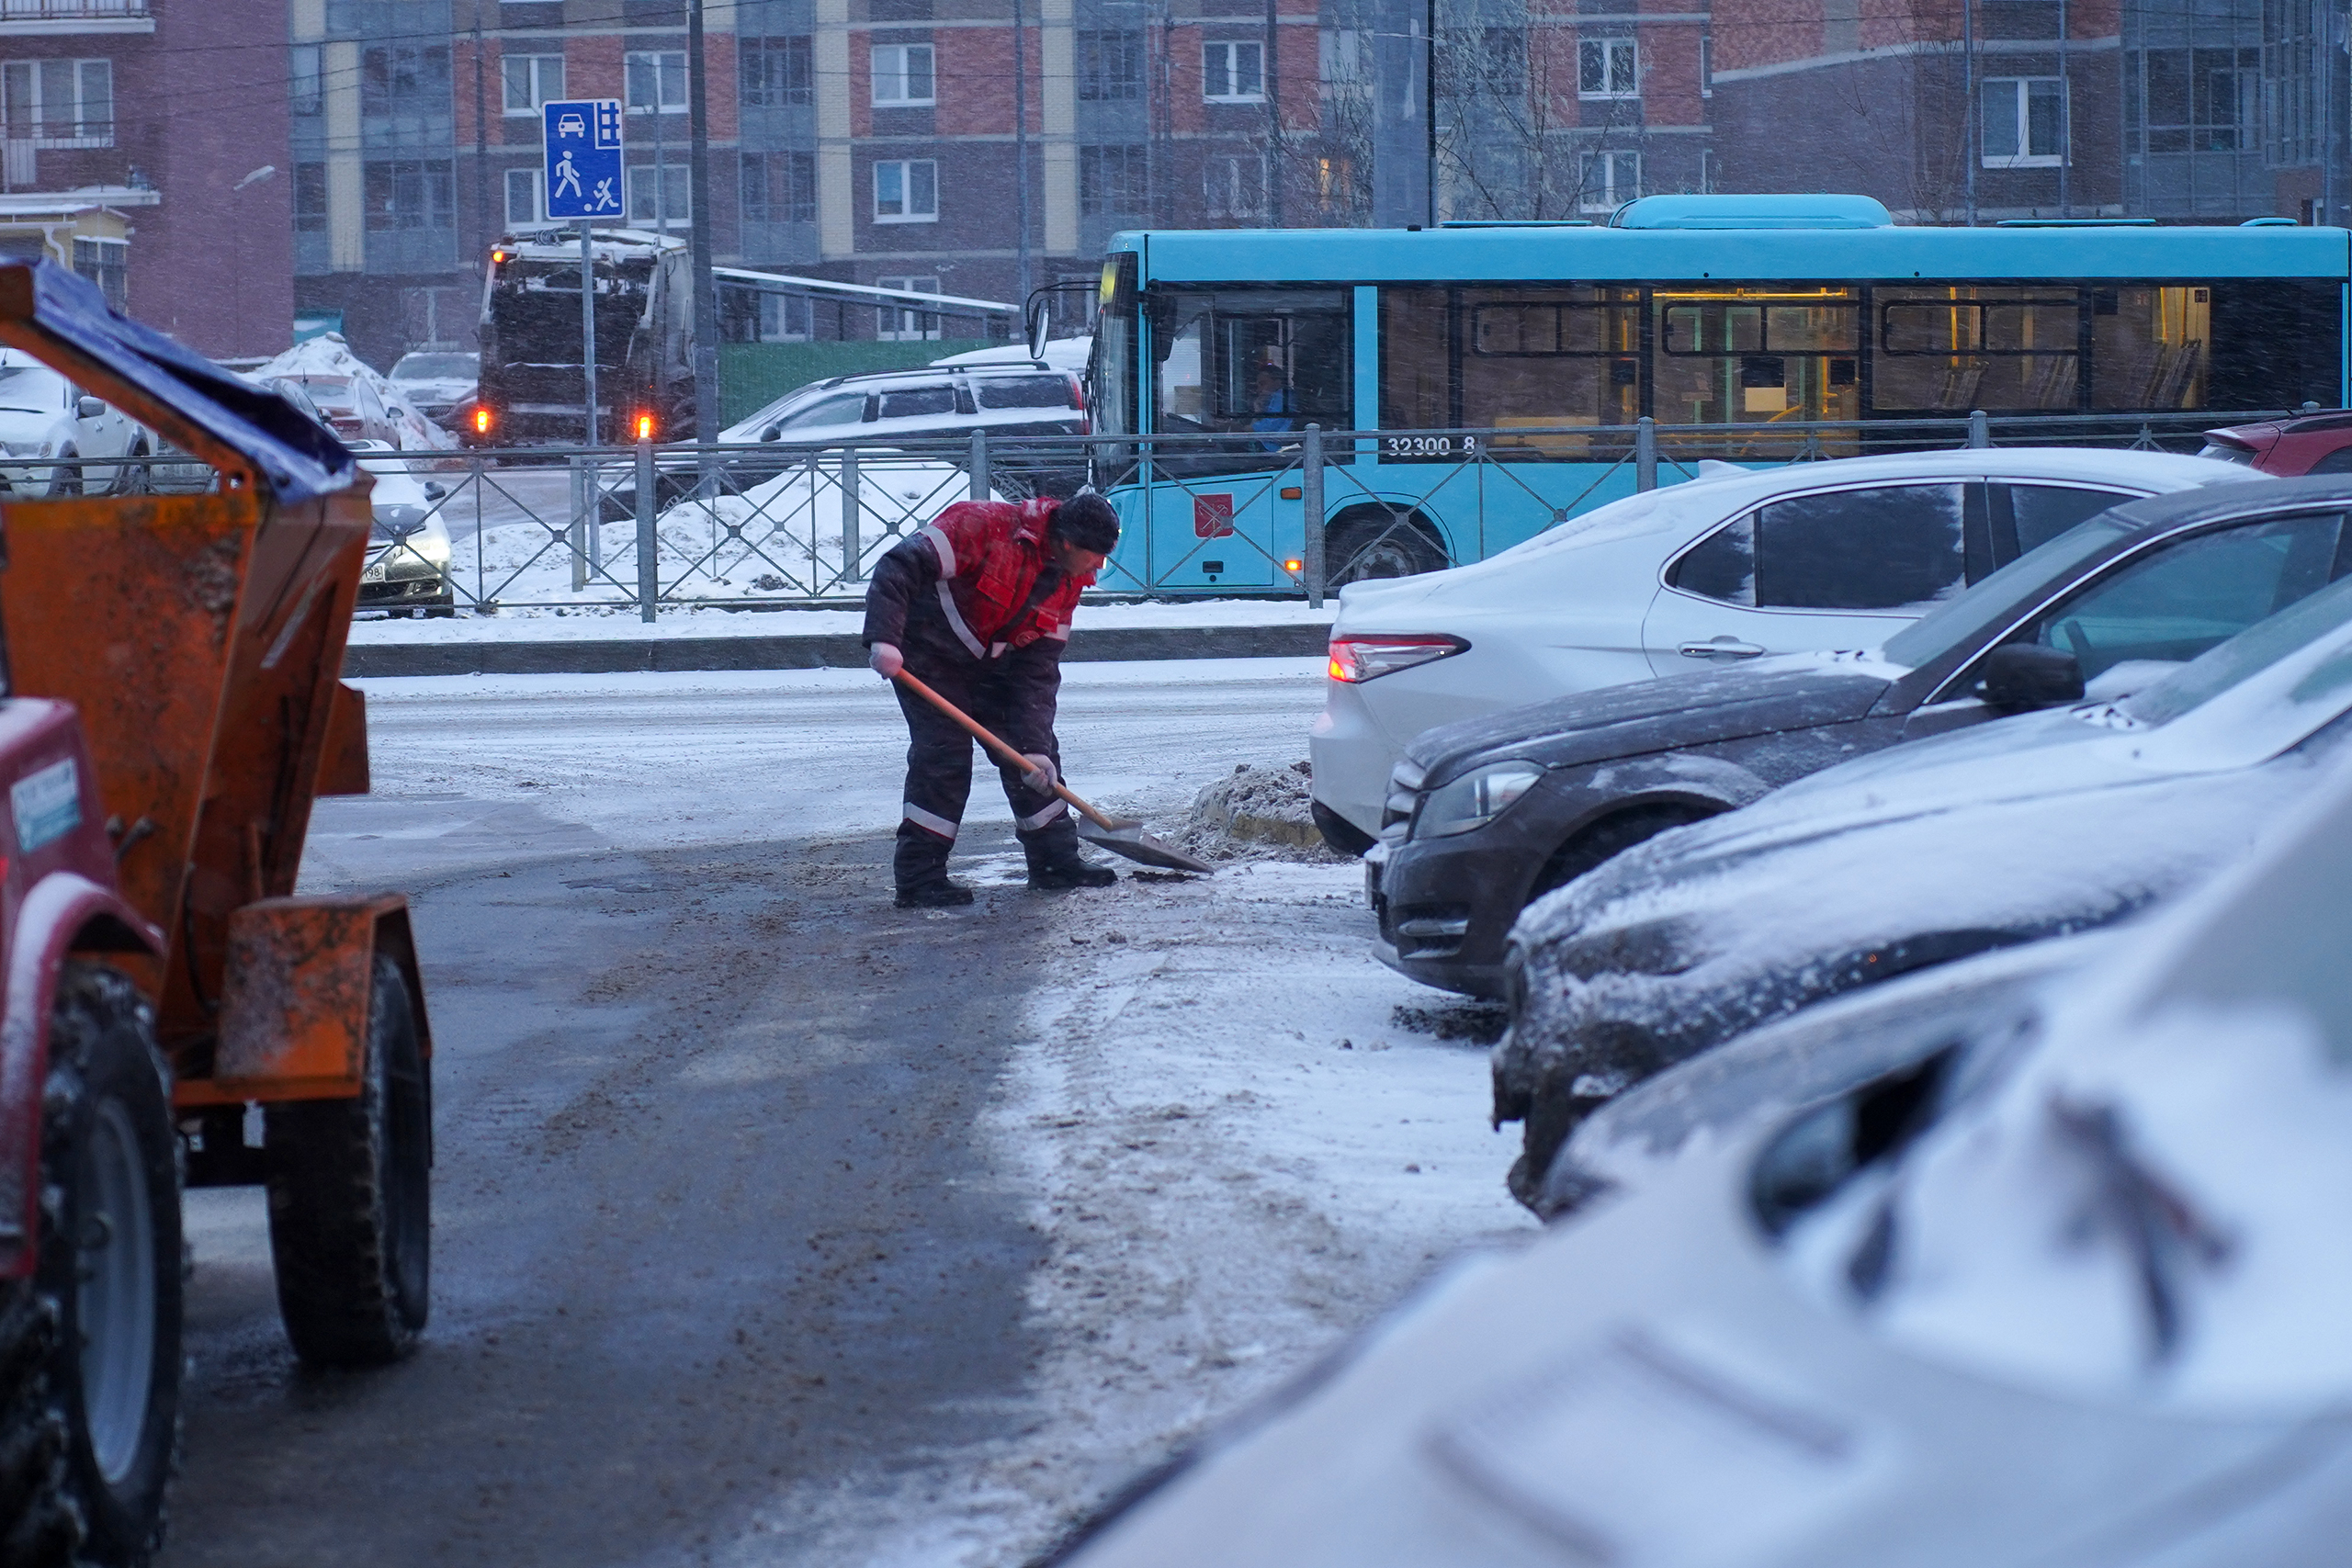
left=249, top=333, right=458, bottom=454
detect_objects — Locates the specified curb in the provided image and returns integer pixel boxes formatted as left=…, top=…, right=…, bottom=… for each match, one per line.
left=343, top=623, right=1330, bottom=678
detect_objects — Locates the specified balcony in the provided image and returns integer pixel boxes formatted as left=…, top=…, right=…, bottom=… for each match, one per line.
left=0, top=0, right=153, bottom=34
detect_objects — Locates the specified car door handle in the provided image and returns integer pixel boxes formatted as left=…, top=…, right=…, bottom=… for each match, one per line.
left=1679, top=638, right=1768, bottom=659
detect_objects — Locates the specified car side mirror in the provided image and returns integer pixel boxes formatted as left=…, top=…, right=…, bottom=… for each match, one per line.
left=76, top=395, right=105, bottom=418
left=760, top=423, right=781, bottom=442
left=1977, top=643, right=2086, bottom=711
left=423, top=480, right=447, bottom=501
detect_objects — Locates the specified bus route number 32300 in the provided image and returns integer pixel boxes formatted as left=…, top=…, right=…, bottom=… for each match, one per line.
left=1383, top=434, right=1478, bottom=457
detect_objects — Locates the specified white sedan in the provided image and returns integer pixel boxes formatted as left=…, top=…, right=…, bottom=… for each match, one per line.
left=0, top=347, right=142, bottom=495
left=1309, top=448, right=2264, bottom=852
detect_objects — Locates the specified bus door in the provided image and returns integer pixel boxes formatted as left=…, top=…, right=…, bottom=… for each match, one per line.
left=1145, top=288, right=1351, bottom=589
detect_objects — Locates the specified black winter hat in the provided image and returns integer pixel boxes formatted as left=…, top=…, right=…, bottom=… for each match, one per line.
left=1051, top=491, right=1121, bottom=554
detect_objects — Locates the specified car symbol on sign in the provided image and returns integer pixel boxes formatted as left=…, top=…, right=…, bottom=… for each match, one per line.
left=556, top=113, right=585, bottom=137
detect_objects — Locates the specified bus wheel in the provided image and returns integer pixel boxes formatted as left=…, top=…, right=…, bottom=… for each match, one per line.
left=1327, top=508, right=1448, bottom=584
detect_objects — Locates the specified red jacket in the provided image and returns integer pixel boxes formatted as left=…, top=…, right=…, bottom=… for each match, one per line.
left=863, top=498, right=1093, bottom=663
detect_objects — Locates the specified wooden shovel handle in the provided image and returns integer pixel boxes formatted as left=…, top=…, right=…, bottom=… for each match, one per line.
left=890, top=668, right=1121, bottom=831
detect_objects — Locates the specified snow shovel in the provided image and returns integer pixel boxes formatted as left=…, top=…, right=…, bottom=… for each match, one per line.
left=890, top=669, right=1216, bottom=874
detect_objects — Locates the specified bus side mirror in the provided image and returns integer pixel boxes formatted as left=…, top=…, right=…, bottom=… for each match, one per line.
left=1026, top=298, right=1052, bottom=362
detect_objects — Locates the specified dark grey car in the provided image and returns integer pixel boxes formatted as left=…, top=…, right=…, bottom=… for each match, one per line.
left=1366, top=474, right=2352, bottom=997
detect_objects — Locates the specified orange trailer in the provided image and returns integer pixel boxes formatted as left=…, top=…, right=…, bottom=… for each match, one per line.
left=0, top=261, right=430, bottom=1567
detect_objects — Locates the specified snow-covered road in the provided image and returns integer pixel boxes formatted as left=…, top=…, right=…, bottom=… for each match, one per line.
left=166, top=660, right=1531, bottom=1567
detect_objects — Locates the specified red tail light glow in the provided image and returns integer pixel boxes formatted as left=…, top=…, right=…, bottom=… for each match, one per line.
left=1327, top=634, right=1469, bottom=683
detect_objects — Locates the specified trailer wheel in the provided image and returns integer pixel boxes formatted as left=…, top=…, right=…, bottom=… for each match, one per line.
left=0, top=962, right=183, bottom=1568
left=266, top=953, right=431, bottom=1369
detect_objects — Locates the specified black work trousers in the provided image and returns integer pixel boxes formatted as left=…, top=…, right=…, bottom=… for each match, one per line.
left=891, top=651, right=1073, bottom=890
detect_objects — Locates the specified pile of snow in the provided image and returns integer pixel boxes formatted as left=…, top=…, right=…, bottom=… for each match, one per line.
left=250, top=333, right=459, bottom=454
left=1164, top=760, right=1341, bottom=863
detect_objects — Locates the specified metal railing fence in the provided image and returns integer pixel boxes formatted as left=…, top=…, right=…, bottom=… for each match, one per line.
left=20, top=407, right=2283, bottom=619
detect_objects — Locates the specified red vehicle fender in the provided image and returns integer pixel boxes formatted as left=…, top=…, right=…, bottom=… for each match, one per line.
left=0, top=871, right=164, bottom=1279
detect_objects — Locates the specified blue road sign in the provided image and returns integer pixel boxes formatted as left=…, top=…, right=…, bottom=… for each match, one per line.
left=543, top=98, right=624, bottom=220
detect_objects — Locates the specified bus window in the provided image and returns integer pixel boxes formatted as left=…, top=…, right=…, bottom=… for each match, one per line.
left=2091, top=286, right=2208, bottom=411
left=1873, top=287, right=2081, bottom=412
left=1379, top=286, right=1640, bottom=459
left=1148, top=288, right=1349, bottom=474
left=1652, top=287, right=1859, bottom=446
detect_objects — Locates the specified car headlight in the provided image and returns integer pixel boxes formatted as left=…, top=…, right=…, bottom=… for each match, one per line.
left=413, top=529, right=451, bottom=567
left=1414, top=761, right=1544, bottom=839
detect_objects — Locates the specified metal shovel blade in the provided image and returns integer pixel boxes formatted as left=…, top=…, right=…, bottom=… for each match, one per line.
left=1078, top=816, right=1216, bottom=874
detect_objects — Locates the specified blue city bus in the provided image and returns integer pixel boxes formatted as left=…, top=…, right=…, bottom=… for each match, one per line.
left=1080, top=194, right=2350, bottom=593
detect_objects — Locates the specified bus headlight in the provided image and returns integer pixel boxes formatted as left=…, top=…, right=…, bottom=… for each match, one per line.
left=1415, top=761, right=1543, bottom=839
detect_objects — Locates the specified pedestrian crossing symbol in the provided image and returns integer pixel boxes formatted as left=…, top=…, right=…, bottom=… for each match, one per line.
left=542, top=98, right=624, bottom=220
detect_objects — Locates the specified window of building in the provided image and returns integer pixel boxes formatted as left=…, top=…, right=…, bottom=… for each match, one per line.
left=364, top=159, right=457, bottom=231
left=504, top=166, right=544, bottom=225
left=1577, top=148, right=1639, bottom=211
left=1203, top=40, right=1264, bottom=102
left=741, top=150, right=816, bottom=224
left=2131, top=48, right=2257, bottom=154
left=1699, top=32, right=1712, bottom=96
left=741, top=35, right=813, bottom=107
left=71, top=236, right=124, bottom=311
left=295, top=162, right=330, bottom=232
left=873, top=42, right=935, bottom=107
left=1320, top=28, right=1370, bottom=85
left=757, top=293, right=814, bottom=342
left=626, top=51, right=686, bottom=113
left=360, top=45, right=450, bottom=117
left=1080, top=144, right=1146, bottom=216
left=876, top=276, right=942, bottom=341
left=291, top=44, right=323, bottom=115
left=503, top=53, right=564, bottom=114
left=627, top=164, right=689, bottom=226
left=1204, top=152, right=1266, bottom=217
left=873, top=159, right=937, bottom=221
left=1982, top=76, right=2066, bottom=166
left=1577, top=38, right=1636, bottom=98
left=1, top=59, right=113, bottom=145
left=1080, top=29, right=1143, bottom=100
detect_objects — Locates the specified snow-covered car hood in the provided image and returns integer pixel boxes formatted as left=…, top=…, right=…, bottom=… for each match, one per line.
left=1402, top=651, right=1901, bottom=784
left=1055, top=755, right=2352, bottom=1568
left=1053, top=1105, right=2352, bottom=1568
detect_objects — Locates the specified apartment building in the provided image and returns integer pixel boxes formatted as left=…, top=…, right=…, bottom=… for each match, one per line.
left=0, top=0, right=290, bottom=356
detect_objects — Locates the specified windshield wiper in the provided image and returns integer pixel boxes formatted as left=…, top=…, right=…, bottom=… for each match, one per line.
left=2050, top=1095, right=2233, bottom=1366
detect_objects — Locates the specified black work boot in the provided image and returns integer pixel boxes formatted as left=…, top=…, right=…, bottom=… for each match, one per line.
left=1021, top=818, right=1118, bottom=890
left=894, top=826, right=974, bottom=908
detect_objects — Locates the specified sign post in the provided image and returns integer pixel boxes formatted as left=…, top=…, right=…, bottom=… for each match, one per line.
left=542, top=98, right=623, bottom=445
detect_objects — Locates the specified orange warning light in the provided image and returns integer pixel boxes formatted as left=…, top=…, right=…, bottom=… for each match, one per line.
left=491, top=249, right=506, bottom=264
left=635, top=412, right=655, bottom=441
left=472, top=406, right=492, bottom=435
left=1283, top=558, right=1305, bottom=572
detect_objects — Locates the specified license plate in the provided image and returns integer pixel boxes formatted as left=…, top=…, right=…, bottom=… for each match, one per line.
left=361, top=559, right=388, bottom=583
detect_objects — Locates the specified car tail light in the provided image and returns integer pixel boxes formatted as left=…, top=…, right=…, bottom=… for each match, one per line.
left=1068, top=374, right=1085, bottom=412
left=1328, top=635, right=1468, bottom=683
